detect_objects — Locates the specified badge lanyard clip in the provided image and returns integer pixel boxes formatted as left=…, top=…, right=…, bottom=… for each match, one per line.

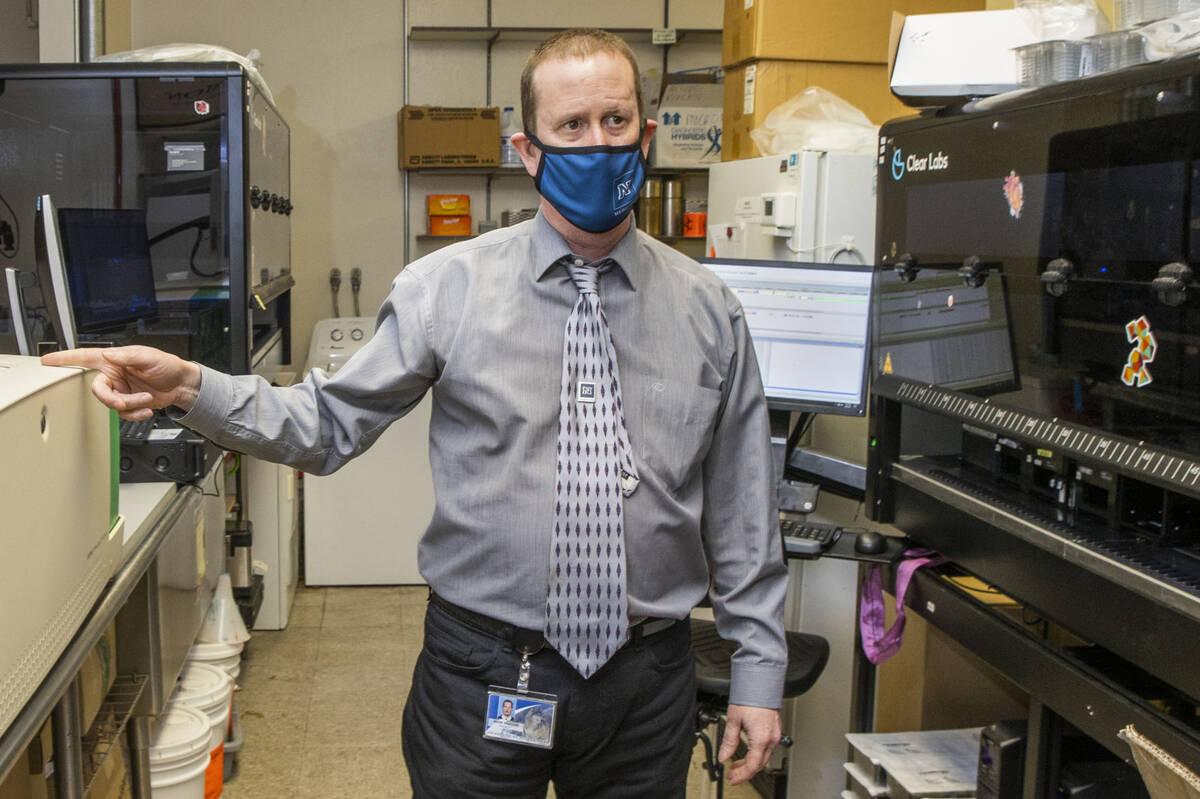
left=517, top=650, right=532, bottom=694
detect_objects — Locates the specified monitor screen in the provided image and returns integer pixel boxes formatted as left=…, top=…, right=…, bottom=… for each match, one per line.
left=698, top=258, right=874, bottom=416
left=57, top=208, right=158, bottom=333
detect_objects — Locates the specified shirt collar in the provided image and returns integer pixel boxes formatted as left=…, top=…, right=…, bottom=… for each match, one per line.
left=532, top=209, right=640, bottom=291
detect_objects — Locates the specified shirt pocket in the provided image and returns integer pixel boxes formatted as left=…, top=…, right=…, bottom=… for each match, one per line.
left=639, top=378, right=723, bottom=494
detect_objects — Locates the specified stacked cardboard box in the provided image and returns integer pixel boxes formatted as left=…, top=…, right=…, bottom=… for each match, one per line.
left=426, top=194, right=471, bottom=236
left=720, top=0, right=985, bottom=160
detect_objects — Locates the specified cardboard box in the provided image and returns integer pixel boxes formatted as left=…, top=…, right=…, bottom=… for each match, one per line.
left=889, top=10, right=1039, bottom=103
left=87, top=740, right=130, bottom=799
left=79, top=623, right=117, bottom=734
left=25, top=720, right=52, bottom=799
left=427, top=194, right=471, bottom=215
left=652, top=83, right=723, bottom=168
left=722, top=59, right=911, bottom=161
left=0, top=763, right=30, bottom=799
left=398, top=106, right=499, bottom=169
left=427, top=215, right=472, bottom=236
left=721, top=0, right=986, bottom=67
left=873, top=588, right=1027, bottom=733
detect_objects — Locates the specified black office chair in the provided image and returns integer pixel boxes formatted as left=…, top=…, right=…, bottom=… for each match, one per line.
left=691, top=618, right=830, bottom=798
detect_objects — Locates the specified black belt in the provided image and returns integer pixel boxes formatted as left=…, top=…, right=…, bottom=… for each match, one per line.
left=429, top=592, right=679, bottom=653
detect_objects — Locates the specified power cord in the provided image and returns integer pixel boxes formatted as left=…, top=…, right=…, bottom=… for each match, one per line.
left=0, top=189, right=19, bottom=259
left=329, top=268, right=342, bottom=318
left=350, top=267, right=362, bottom=316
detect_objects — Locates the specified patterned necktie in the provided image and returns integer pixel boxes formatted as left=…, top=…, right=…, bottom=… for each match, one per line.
left=546, top=256, right=640, bottom=678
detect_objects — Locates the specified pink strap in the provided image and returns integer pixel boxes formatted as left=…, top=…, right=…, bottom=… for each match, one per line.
left=859, top=548, right=947, bottom=665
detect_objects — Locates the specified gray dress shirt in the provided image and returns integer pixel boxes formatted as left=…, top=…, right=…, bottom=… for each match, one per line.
left=178, top=212, right=788, bottom=708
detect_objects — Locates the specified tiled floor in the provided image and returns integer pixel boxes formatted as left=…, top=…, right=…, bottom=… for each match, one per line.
left=222, top=585, right=760, bottom=798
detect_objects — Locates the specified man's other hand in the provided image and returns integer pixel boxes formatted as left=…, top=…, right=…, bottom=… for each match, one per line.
left=719, top=704, right=782, bottom=785
left=40, top=346, right=202, bottom=420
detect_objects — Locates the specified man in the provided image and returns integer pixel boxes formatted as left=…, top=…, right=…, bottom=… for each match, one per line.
left=44, top=28, right=788, bottom=797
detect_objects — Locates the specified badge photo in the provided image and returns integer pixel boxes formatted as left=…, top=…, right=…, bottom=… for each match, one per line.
left=483, top=688, right=558, bottom=749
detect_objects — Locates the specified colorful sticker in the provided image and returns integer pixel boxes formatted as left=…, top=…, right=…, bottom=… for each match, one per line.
left=194, top=100, right=211, bottom=116
left=1121, top=315, right=1157, bottom=388
left=1003, top=171, right=1024, bottom=219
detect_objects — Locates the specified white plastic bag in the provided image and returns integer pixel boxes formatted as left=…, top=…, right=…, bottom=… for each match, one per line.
left=1015, top=0, right=1110, bottom=40
left=95, top=43, right=274, bottom=104
left=748, top=87, right=878, bottom=157
left=1139, top=9, right=1200, bottom=60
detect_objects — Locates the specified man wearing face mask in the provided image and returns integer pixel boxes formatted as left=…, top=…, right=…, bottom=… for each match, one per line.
left=42, top=28, right=787, bottom=798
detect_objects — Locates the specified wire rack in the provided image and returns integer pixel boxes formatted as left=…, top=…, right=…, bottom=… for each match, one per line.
left=81, top=674, right=148, bottom=794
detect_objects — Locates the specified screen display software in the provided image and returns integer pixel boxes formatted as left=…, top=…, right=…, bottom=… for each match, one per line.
left=699, top=258, right=873, bottom=415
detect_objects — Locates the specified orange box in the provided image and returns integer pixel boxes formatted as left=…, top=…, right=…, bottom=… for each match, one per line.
left=427, top=194, right=470, bottom=215
left=427, top=215, right=471, bottom=236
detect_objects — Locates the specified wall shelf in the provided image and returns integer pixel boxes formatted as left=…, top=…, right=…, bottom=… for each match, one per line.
left=409, top=25, right=721, bottom=46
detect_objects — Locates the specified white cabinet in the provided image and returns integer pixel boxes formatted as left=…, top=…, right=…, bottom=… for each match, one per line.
left=245, top=456, right=300, bottom=630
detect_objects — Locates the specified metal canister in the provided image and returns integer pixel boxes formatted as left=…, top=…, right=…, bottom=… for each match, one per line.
left=636, top=177, right=663, bottom=236
left=662, top=178, right=684, bottom=237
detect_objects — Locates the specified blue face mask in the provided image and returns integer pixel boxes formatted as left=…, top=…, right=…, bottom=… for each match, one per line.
left=527, top=132, right=647, bottom=234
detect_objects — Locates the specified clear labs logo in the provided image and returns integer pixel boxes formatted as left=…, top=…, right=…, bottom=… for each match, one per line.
left=891, top=148, right=950, bottom=180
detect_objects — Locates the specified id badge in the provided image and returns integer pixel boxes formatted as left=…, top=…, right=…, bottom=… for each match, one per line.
left=483, top=687, right=557, bottom=748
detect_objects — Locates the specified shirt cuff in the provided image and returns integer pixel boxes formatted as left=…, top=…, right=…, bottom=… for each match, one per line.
left=168, top=363, right=234, bottom=436
left=729, top=662, right=786, bottom=709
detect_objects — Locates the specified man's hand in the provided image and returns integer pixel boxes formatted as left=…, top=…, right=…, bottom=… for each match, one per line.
left=40, top=346, right=202, bottom=420
left=719, top=704, right=782, bottom=785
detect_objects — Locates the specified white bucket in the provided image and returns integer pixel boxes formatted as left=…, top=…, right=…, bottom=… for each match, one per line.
left=187, top=640, right=243, bottom=682
left=170, top=662, right=234, bottom=799
left=149, top=704, right=211, bottom=799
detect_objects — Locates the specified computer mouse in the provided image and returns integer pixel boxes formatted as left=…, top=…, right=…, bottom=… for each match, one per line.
left=854, top=530, right=887, bottom=555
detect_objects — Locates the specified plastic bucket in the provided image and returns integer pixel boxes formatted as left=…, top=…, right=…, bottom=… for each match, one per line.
left=187, top=640, right=243, bottom=682
left=170, top=662, right=234, bottom=799
left=149, top=704, right=211, bottom=799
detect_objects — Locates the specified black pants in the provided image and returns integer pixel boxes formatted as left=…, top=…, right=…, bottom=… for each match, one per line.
left=401, top=599, right=696, bottom=798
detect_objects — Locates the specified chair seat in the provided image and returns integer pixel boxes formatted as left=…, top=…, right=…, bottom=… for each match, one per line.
left=691, top=618, right=830, bottom=699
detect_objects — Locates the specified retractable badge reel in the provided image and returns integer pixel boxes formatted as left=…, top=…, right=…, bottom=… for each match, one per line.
left=483, top=637, right=559, bottom=749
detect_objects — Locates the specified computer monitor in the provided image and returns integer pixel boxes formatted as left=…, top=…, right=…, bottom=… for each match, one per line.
left=698, top=258, right=874, bottom=417
left=33, top=194, right=77, bottom=351
left=57, top=207, right=158, bottom=334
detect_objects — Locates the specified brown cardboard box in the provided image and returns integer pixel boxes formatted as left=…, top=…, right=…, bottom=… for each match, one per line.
left=722, top=59, right=911, bottom=160
left=0, top=762, right=30, bottom=799
left=398, top=106, right=499, bottom=169
left=427, top=215, right=472, bottom=236
left=721, top=0, right=985, bottom=67
left=427, top=194, right=471, bottom=215
left=79, top=623, right=117, bottom=734
left=87, top=740, right=130, bottom=799
left=874, top=586, right=1028, bottom=733
left=25, top=720, right=52, bottom=799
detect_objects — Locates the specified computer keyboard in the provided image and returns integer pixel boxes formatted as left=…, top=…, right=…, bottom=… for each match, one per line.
left=119, top=416, right=155, bottom=443
left=781, top=516, right=842, bottom=556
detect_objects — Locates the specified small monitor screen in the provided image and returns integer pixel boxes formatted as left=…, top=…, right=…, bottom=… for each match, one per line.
left=698, top=258, right=874, bottom=415
left=57, top=208, right=158, bottom=333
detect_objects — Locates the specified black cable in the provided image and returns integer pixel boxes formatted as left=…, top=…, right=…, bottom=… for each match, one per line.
left=0, top=189, right=19, bottom=259
left=147, top=215, right=223, bottom=278
left=187, top=226, right=222, bottom=278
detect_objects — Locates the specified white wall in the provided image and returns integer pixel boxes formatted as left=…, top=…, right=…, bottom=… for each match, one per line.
left=129, top=0, right=721, bottom=363
left=0, top=1, right=40, bottom=62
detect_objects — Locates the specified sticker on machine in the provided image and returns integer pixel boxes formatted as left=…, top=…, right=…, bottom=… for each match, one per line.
left=194, top=99, right=211, bottom=116
left=1122, top=315, right=1157, bottom=388
left=1003, top=171, right=1023, bottom=219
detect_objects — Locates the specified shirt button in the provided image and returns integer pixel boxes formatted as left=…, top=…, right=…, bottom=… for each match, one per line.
left=573, top=258, right=584, bottom=267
